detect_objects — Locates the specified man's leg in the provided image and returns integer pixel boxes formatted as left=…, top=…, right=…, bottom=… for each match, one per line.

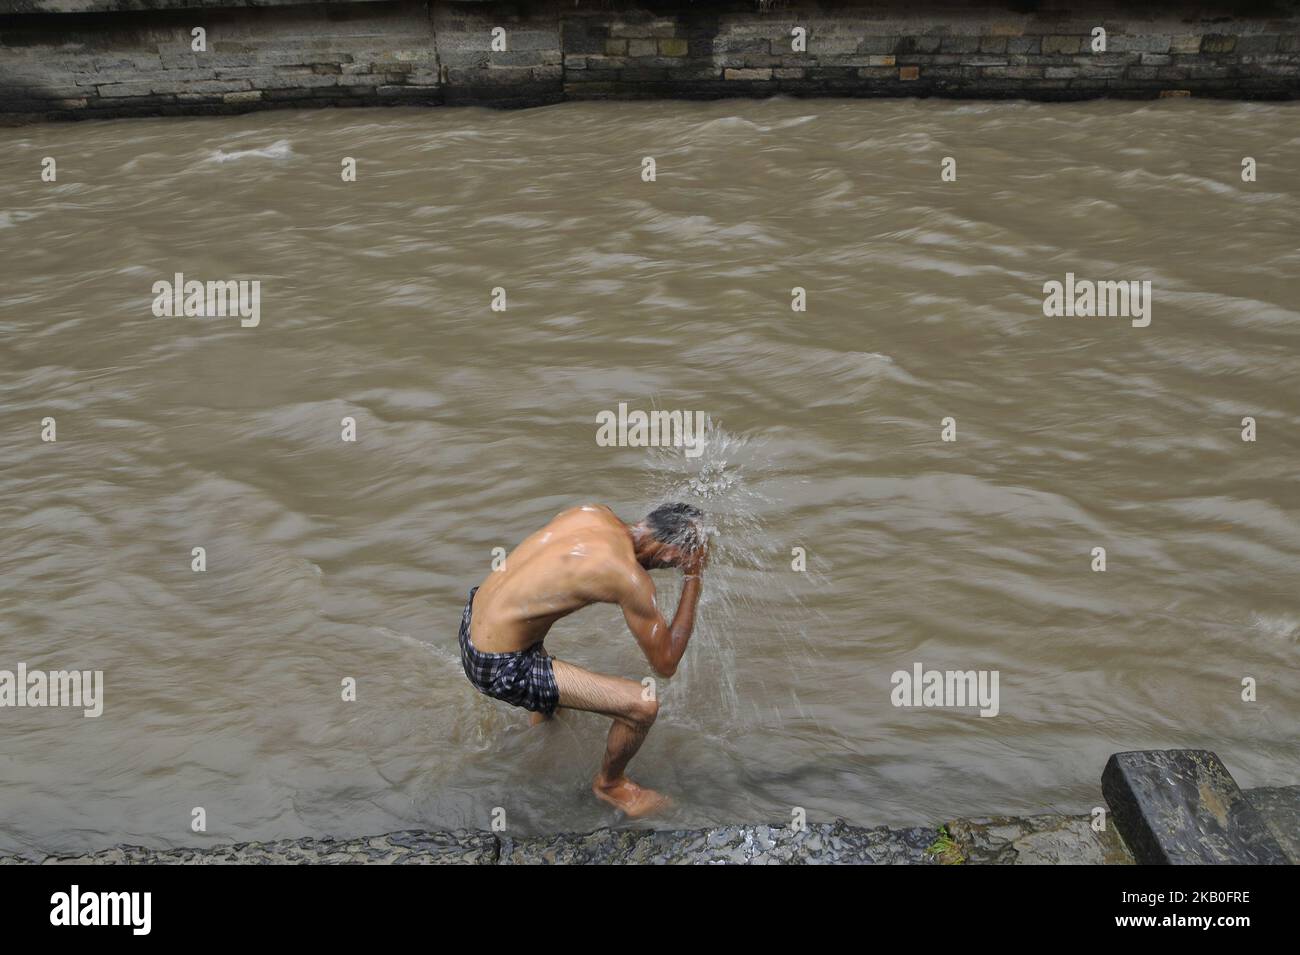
left=550, top=658, right=669, bottom=818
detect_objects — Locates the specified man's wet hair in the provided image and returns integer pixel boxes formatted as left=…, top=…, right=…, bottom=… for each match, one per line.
left=645, top=502, right=704, bottom=549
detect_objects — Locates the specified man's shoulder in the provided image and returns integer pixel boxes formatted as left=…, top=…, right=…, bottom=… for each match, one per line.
left=550, top=502, right=618, bottom=526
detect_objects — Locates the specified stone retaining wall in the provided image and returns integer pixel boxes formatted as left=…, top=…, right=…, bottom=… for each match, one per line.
left=1, top=1, right=1298, bottom=122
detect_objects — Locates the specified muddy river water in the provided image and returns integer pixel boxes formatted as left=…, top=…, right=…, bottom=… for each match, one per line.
left=1, top=98, right=1297, bottom=852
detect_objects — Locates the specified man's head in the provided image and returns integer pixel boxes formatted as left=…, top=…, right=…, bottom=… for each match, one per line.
left=631, top=502, right=706, bottom=570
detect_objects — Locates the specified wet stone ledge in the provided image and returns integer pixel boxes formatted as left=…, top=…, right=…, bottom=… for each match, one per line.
left=0, top=815, right=1133, bottom=865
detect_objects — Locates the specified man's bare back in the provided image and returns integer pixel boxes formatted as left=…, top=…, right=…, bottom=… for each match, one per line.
left=469, top=504, right=642, bottom=654
left=457, top=501, right=708, bottom=818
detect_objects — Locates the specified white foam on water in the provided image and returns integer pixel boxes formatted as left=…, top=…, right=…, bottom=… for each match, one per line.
left=206, top=139, right=296, bottom=163
left=1251, top=613, right=1298, bottom=641
left=0, top=210, right=40, bottom=229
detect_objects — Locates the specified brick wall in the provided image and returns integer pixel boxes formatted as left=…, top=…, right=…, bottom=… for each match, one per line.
left=1, top=0, right=1297, bottom=123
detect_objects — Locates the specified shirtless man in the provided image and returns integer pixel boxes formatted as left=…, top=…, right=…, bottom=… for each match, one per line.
left=458, top=502, right=708, bottom=817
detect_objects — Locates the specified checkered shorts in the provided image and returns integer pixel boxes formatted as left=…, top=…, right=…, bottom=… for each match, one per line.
left=459, top=586, right=560, bottom=716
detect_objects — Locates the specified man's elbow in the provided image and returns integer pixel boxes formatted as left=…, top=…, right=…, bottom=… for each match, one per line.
left=652, top=659, right=677, bottom=679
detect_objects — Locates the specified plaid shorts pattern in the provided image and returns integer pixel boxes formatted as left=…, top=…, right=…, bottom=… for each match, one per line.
left=459, top=586, right=560, bottom=716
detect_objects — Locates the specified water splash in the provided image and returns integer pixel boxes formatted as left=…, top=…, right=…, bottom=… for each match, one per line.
left=639, top=421, right=826, bottom=730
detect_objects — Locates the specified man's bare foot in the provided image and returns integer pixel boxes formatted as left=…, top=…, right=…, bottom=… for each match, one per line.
left=592, top=775, right=672, bottom=818
left=529, top=711, right=553, bottom=727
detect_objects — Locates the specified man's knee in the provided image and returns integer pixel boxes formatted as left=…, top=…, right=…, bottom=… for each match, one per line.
left=628, top=696, right=658, bottom=728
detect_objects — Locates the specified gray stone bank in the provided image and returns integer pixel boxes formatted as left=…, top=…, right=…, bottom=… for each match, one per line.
left=2, top=0, right=1299, bottom=122
left=0, top=817, right=1114, bottom=865
left=4, top=781, right=1294, bottom=864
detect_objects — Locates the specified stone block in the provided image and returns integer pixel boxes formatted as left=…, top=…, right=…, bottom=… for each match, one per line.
left=1109, top=35, right=1171, bottom=53
left=180, top=79, right=253, bottom=95
left=1042, top=35, right=1083, bottom=55
left=810, top=37, right=860, bottom=55
left=257, top=73, right=339, bottom=91
left=1245, top=785, right=1300, bottom=863
left=491, top=51, right=544, bottom=67
left=159, top=51, right=198, bottom=70
left=25, top=85, right=86, bottom=99
left=983, top=65, right=1045, bottom=79
left=1201, top=34, right=1238, bottom=54
left=941, top=36, right=979, bottom=53
left=206, top=53, right=259, bottom=68
left=852, top=36, right=894, bottom=54
left=94, top=80, right=156, bottom=97
left=1236, top=34, right=1278, bottom=54
left=984, top=22, right=1024, bottom=37
left=714, top=36, right=768, bottom=54
left=252, top=51, right=314, bottom=67
left=505, top=30, right=558, bottom=52
left=895, top=35, right=941, bottom=55
left=1101, top=751, right=1289, bottom=865
left=560, top=21, right=603, bottom=56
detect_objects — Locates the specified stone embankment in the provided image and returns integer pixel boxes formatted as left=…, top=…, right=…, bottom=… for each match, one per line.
left=2, top=1, right=1298, bottom=122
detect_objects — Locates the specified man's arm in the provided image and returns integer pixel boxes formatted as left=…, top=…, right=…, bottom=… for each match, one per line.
left=619, top=568, right=703, bottom=679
